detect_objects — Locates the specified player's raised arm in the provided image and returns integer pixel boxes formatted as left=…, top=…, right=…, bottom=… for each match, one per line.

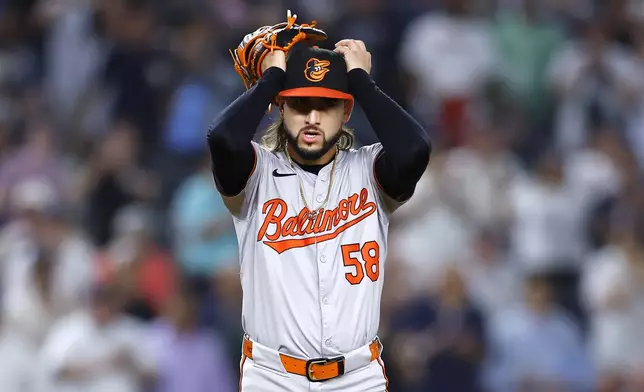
left=206, top=62, right=285, bottom=197
left=335, top=39, right=432, bottom=202
left=207, top=14, right=327, bottom=198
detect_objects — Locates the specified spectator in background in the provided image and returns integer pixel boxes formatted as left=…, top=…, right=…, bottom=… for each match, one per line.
left=484, top=272, right=594, bottom=392
left=491, top=0, right=565, bottom=163
left=582, top=215, right=644, bottom=391
left=459, top=227, right=520, bottom=317
left=1, top=178, right=95, bottom=321
left=42, top=0, right=115, bottom=143
left=565, top=127, right=626, bottom=213
left=0, top=0, right=41, bottom=89
left=103, top=0, right=178, bottom=159
left=389, top=266, right=486, bottom=392
left=508, top=149, right=587, bottom=323
left=170, top=152, right=237, bottom=279
left=160, top=10, right=232, bottom=209
left=492, top=0, right=564, bottom=126
left=546, top=18, right=642, bottom=152
left=440, top=116, right=523, bottom=230
left=0, top=247, right=57, bottom=391
left=581, top=131, right=642, bottom=252
left=398, top=0, right=498, bottom=146
left=39, top=283, right=156, bottom=392
left=97, top=203, right=177, bottom=321
left=170, top=151, right=241, bottom=363
left=0, top=120, right=73, bottom=216
left=387, top=149, right=472, bottom=298
left=1, top=247, right=57, bottom=349
left=147, top=282, right=236, bottom=392
left=81, top=120, right=158, bottom=248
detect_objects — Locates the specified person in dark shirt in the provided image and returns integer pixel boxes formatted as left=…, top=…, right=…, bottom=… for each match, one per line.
left=389, top=266, right=486, bottom=392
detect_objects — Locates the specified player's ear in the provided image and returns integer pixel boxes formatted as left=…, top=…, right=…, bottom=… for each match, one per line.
left=275, top=96, right=285, bottom=115
left=343, top=99, right=353, bottom=123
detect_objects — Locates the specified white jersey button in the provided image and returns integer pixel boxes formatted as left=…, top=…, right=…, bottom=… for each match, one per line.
left=325, top=339, right=332, bottom=347
left=322, top=297, right=329, bottom=304
left=320, top=255, right=326, bottom=263
left=316, top=194, right=325, bottom=203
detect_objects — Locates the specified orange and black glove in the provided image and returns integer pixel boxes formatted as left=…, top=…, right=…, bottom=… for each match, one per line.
left=230, top=10, right=327, bottom=89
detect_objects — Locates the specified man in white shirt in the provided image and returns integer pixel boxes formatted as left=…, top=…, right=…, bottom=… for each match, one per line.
left=398, top=0, right=498, bottom=145
left=547, top=20, right=643, bottom=152
left=0, top=178, right=95, bottom=321
left=39, top=284, right=156, bottom=392
left=581, top=219, right=644, bottom=390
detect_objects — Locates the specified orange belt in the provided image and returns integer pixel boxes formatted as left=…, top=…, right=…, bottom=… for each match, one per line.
left=242, top=336, right=381, bottom=382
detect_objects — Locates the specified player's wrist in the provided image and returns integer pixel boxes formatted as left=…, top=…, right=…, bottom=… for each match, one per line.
left=259, top=66, right=287, bottom=90
left=262, top=66, right=287, bottom=77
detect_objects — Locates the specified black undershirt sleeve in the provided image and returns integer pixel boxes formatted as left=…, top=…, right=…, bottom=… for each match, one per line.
left=206, top=67, right=286, bottom=197
left=347, top=69, right=432, bottom=202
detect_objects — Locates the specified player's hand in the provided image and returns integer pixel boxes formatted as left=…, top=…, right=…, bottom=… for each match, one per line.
left=333, top=39, right=371, bottom=73
left=261, top=50, right=286, bottom=73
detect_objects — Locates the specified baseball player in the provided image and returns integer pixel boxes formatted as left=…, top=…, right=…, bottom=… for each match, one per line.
left=207, top=11, right=431, bottom=391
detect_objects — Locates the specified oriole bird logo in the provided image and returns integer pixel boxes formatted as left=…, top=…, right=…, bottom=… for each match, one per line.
left=304, top=58, right=330, bottom=82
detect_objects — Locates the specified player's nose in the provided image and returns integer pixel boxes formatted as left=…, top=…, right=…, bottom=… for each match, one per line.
left=305, top=109, right=321, bottom=125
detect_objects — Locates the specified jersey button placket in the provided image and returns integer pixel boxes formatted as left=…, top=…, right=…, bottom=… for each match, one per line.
left=316, top=168, right=334, bottom=353
left=318, top=251, right=332, bottom=353
left=313, top=167, right=330, bottom=209
left=318, top=250, right=329, bottom=352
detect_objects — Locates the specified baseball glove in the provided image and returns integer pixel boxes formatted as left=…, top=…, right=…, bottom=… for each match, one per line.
left=230, top=10, right=327, bottom=89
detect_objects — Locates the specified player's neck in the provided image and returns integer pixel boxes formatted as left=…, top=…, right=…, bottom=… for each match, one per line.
left=287, top=145, right=336, bottom=166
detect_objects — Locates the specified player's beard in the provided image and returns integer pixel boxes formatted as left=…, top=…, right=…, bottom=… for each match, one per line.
left=284, top=124, right=342, bottom=162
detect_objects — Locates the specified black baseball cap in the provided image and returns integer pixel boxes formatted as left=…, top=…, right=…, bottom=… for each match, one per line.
left=279, top=46, right=353, bottom=103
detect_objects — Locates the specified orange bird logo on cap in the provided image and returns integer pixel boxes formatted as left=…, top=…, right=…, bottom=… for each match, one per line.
left=304, top=58, right=330, bottom=82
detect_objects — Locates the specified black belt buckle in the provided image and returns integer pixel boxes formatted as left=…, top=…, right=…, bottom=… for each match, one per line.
left=305, top=356, right=345, bottom=382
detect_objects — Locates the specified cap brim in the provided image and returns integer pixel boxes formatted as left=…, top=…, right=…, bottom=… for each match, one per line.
left=279, top=87, right=353, bottom=101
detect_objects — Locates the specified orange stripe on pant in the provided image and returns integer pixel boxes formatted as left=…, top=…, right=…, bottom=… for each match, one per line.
left=376, top=357, right=389, bottom=391
left=238, top=355, right=247, bottom=392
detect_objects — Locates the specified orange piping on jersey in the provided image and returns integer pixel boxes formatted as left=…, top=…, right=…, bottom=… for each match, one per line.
left=257, top=188, right=377, bottom=253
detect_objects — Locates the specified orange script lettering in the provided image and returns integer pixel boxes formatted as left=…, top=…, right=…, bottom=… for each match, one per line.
left=257, top=188, right=377, bottom=253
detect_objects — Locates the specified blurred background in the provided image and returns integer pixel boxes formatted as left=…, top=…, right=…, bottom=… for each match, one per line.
left=0, top=0, right=643, bottom=391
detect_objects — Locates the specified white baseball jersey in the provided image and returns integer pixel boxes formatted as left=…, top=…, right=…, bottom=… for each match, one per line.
left=225, top=141, right=402, bottom=359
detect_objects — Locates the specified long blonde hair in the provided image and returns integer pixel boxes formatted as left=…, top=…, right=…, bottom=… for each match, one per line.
left=260, top=116, right=355, bottom=153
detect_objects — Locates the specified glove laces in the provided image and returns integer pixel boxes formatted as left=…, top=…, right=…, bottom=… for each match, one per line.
left=266, top=10, right=317, bottom=53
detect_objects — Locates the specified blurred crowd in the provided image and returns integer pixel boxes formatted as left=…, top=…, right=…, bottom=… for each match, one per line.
left=0, top=0, right=643, bottom=391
